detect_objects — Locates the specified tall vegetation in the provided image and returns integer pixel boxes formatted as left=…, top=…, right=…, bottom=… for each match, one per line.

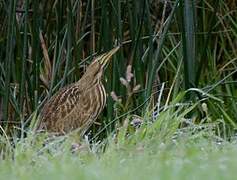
left=0, top=0, right=236, bottom=139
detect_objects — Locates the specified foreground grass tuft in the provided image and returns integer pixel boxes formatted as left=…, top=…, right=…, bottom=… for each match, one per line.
left=1, top=135, right=237, bottom=180
left=1, top=95, right=237, bottom=180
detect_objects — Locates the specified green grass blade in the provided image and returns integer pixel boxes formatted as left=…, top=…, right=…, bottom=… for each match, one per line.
left=3, top=0, right=16, bottom=124
left=19, top=0, right=29, bottom=116
left=180, top=0, right=196, bottom=90
left=146, top=0, right=179, bottom=99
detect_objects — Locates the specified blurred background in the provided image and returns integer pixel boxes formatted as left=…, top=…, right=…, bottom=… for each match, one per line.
left=0, top=0, right=237, bottom=139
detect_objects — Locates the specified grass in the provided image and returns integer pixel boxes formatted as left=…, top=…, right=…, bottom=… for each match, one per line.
left=1, top=142, right=237, bottom=180
left=1, top=122, right=237, bottom=180
left=1, top=92, right=237, bottom=180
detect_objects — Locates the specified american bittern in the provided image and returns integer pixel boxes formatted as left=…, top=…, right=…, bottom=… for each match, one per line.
left=37, top=47, right=120, bottom=135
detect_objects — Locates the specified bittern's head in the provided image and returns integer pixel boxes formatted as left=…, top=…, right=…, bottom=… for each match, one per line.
left=80, top=46, right=120, bottom=86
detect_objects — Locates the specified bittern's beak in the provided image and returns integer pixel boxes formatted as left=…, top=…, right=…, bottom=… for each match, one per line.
left=99, top=46, right=120, bottom=69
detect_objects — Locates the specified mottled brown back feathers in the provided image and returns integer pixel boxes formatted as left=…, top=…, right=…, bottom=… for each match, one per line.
left=38, top=79, right=107, bottom=135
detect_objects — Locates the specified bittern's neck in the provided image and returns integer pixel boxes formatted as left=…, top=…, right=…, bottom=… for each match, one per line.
left=76, top=73, right=103, bottom=90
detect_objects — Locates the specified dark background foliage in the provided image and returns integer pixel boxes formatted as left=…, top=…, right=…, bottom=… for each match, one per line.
left=0, top=0, right=237, bottom=137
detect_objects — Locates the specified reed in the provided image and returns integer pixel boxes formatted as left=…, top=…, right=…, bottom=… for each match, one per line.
left=0, top=0, right=236, bottom=138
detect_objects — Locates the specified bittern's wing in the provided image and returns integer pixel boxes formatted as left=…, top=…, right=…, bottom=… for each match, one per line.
left=39, top=84, right=81, bottom=128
